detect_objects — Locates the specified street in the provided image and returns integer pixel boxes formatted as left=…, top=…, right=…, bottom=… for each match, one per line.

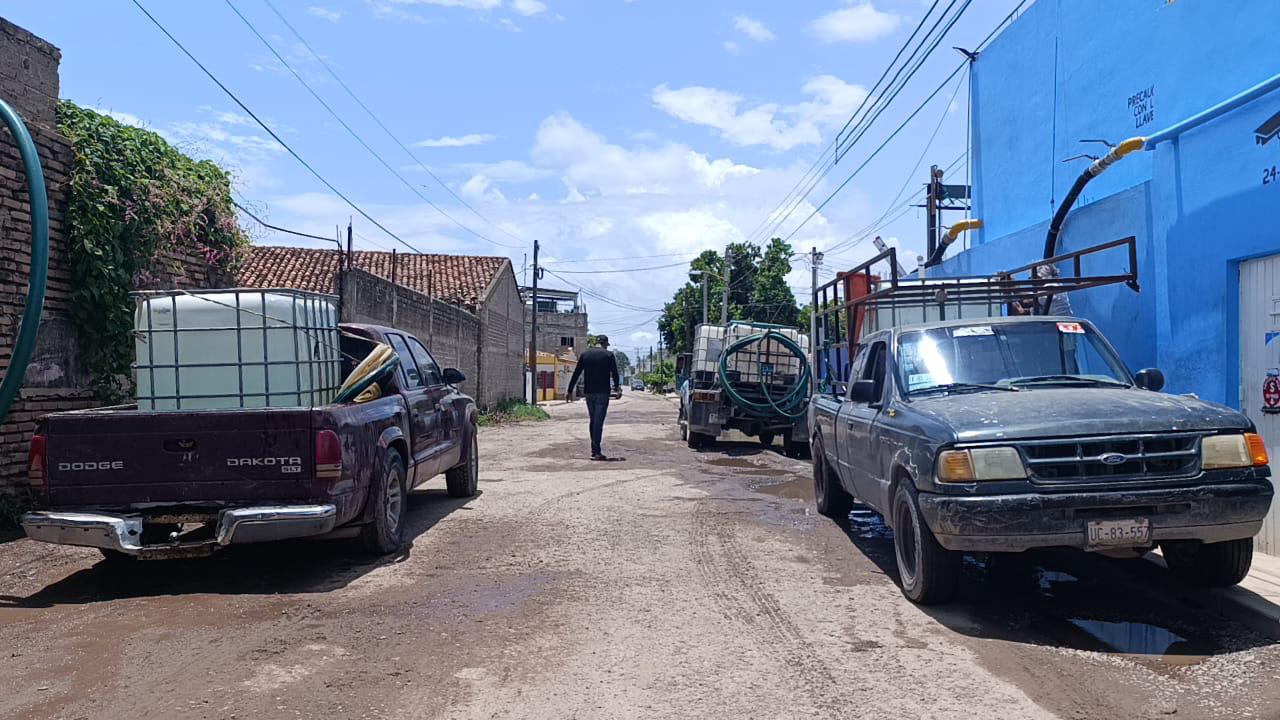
left=0, top=391, right=1277, bottom=719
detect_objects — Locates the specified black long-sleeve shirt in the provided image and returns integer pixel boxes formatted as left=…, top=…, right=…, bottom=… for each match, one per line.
left=567, top=348, right=620, bottom=396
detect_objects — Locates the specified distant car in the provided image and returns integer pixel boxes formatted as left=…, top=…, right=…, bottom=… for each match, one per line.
left=631, top=379, right=645, bottom=391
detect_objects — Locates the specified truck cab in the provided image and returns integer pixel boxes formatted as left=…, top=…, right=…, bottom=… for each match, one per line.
left=810, top=316, right=1273, bottom=604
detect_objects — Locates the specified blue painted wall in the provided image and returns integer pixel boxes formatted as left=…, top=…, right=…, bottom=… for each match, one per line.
left=939, top=0, right=1280, bottom=407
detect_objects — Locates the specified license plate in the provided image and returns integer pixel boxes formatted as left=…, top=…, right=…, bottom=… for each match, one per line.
left=1086, top=518, right=1150, bottom=549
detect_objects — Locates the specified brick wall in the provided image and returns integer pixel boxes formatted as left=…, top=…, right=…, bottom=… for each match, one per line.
left=0, top=19, right=224, bottom=499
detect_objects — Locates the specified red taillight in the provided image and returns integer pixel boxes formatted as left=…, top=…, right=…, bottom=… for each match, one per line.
left=27, top=434, right=47, bottom=487
left=315, top=429, right=342, bottom=480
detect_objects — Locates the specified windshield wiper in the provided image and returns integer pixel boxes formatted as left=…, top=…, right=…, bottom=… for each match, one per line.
left=912, top=382, right=1020, bottom=396
left=1008, top=374, right=1131, bottom=388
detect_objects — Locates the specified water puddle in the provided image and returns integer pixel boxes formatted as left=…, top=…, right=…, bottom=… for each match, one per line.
left=1068, top=618, right=1215, bottom=666
left=753, top=475, right=811, bottom=501
left=848, top=506, right=893, bottom=540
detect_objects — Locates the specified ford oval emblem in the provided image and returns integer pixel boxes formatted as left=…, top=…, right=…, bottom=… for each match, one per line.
left=1099, top=452, right=1127, bottom=466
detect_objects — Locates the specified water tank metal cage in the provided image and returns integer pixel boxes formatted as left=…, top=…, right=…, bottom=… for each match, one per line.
left=133, top=288, right=342, bottom=410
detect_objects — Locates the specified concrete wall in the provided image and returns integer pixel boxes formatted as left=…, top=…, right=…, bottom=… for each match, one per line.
left=478, top=264, right=525, bottom=407
left=935, top=0, right=1280, bottom=407
left=533, top=310, right=588, bottom=355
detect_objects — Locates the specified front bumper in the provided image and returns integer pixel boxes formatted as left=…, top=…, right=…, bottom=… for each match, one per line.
left=21, top=505, right=337, bottom=559
left=917, top=480, right=1273, bottom=552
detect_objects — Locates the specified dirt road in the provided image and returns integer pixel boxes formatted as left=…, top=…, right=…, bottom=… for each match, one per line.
left=3, top=391, right=1280, bottom=719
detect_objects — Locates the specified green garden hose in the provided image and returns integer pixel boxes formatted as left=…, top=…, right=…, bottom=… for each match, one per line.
left=717, top=329, right=811, bottom=421
left=0, top=98, right=49, bottom=424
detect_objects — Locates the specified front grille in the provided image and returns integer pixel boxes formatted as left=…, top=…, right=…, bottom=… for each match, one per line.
left=1019, top=433, right=1202, bottom=484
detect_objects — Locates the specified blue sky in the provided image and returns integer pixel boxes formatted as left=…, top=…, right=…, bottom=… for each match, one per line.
left=8, top=0, right=1026, bottom=347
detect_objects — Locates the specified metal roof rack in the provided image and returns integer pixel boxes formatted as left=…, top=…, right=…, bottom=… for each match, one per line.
left=813, top=236, right=1139, bottom=390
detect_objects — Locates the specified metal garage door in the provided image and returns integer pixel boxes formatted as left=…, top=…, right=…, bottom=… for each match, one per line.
left=1239, top=254, right=1280, bottom=555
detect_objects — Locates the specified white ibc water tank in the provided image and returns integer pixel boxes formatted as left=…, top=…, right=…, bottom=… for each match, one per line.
left=134, top=290, right=341, bottom=410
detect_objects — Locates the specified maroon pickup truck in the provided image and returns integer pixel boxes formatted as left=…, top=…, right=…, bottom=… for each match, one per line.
left=21, top=323, right=479, bottom=559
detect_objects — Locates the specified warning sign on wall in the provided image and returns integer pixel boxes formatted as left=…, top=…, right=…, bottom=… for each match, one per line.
left=1264, top=372, right=1280, bottom=414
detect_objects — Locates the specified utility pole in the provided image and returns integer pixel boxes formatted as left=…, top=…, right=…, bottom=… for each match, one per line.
left=720, top=247, right=732, bottom=325
left=925, top=164, right=942, bottom=262
left=528, top=240, right=540, bottom=403
left=809, top=246, right=823, bottom=375
left=701, top=272, right=709, bottom=326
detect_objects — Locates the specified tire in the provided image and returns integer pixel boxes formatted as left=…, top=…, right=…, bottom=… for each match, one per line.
left=362, top=447, right=407, bottom=554
left=784, top=437, right=809, bottom=460
left=446, top=430, right=480, bottom=498
left=679, top=406, right=689, bottom=441
left=687, top=430, right=713, bottom=449
left=813, top=437, right=853, bottom=519
left=759, top=433, right=775, bottom=448
left=891, top=481, right=961, bottom=605
left=1162, top=538, right=1253, bottom=588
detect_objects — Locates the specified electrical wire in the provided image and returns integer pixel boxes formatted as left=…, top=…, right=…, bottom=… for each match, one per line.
left=545, top=251, right=700, bottom=265
left=542, top=269, right=662, bottom=313
left=129, top=0, right=427, bottom=255
left=743, top=0, right=944, bottom=246
left=233, top=198, right=340, bottom=247
left=549, top=260, right=694, bottom=274
left=258, top=0, right=526, bottom=248
left=224, top=0, right=521, bottom=251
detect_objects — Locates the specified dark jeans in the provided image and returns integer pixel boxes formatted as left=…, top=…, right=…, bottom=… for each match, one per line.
left=585, top=393, right=611, bottom=456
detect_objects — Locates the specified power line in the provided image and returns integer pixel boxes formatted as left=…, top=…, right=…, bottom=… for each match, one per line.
left=550, top=260, right=693, bottom=274
left=545, top=251, right=700, bottom=265
left=130, top=0, right=427, bottom=255
left=744, top=0, right=944, bottom=246
left=258, top=0, right=526, bottom=248
left=543, top=269, right=662, bottom=313
left=223, top=0, right=521, bottom=251
left=232, top=198, right=339, bottom=247
left=781, top=61, right=967, bottom=245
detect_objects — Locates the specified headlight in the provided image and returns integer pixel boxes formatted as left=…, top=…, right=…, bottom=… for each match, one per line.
left=937, top=447, right=1027, bottom=482
left=1203, top=433, right=1269, bottom=469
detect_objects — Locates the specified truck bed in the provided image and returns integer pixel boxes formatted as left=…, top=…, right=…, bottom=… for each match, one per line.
left=39, top=405, right=327, bottom=509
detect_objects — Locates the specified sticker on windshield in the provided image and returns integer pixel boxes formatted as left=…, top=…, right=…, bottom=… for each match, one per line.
left=952, top=326, right=994, bottom=337
left=1057, top=322, right=1085, bottom=334
left=908, top=373, right=935, bottom=390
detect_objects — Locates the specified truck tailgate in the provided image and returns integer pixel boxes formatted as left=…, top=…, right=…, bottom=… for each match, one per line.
left=42, top=408, right=318, bottom=507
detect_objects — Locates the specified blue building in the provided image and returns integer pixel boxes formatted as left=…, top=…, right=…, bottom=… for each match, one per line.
left=935, top=0, right=1280, bottom=552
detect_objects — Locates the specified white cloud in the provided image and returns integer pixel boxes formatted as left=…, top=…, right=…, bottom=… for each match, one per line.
left=383, top=0, right=502, bottom=8
left=651, top=75, right=868, bottom=151
left=306, top=6, right=343, bottom=22
left=532, top=112, right=759, bottom=195
left=812, top=2, right=901, bottom=43
left=460, top=174, right=508, bottom=203
left=511, top=0, right=547, bottom=16
left=637, top=208, right=745, bottom=254
left=723, top=40, right=740, bottom=54
left=414, top=133, right=497, bottom=148
left=732, top=15, right=774, bottom=42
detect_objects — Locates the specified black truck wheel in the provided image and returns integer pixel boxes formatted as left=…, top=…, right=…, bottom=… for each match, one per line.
left=362, top=447, right=407, bottom=554
left=813, top=437, right=852, bottom=519
left=446, top=430, right=480, bottom=498
left=784, top=436, right=809, bottom=460
left=1162, top=538, right=1253, bottom=587
left=759, top=433, right=775, bottom=448
left=892, top=482, right=960, bottom=604
left=687, top=430, right=712, bottom=449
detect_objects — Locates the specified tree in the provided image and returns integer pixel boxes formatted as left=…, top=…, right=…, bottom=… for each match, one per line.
left=613, top=350, right=631, bottom=373
left=641, top=360, right=675, bottom=393
left=658, top=239, right=801, bottom=355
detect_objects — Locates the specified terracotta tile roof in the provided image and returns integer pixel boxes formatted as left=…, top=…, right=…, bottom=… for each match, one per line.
left=236, top=245, right=510, bottom=310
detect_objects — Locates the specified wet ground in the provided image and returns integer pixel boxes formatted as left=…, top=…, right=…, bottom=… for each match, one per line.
left=2, top=391, right=1279, bottom=718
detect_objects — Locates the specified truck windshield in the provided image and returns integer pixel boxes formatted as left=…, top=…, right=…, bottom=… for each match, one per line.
left=896, top=321, right=1131, bottom=395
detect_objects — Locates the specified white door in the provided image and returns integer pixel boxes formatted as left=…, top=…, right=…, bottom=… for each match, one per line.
left=1239, top=254, right=1280, bottom=556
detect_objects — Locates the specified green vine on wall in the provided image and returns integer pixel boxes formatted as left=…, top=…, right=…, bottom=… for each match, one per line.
left=57, top=101, right=247, bottom=403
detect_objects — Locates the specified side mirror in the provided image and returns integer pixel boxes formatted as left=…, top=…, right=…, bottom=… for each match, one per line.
left=849, top=380, right=877, bottom=403
left=1134, top=368, right=1164, bottom=392
left=442, top=367, right=466, bottom=385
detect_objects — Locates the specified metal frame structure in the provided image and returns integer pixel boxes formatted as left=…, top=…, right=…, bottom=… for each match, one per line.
left=812, top=236, right=1140, bottom=391
left=133, top=288, right=343, bottom=409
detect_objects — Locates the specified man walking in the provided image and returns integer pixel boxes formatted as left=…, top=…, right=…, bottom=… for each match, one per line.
left=566, top=335, right=622, bottom=460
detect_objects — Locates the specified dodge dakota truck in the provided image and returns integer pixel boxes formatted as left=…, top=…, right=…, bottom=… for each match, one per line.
left=811, top=316, right=1273, bottom=604
left=21, top=323, right=479, bottom=560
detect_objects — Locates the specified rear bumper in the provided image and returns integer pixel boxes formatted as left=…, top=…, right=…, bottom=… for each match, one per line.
left=21, top=504, right=337, bottom=558
left=917, top=480, right=1273, bottom=553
